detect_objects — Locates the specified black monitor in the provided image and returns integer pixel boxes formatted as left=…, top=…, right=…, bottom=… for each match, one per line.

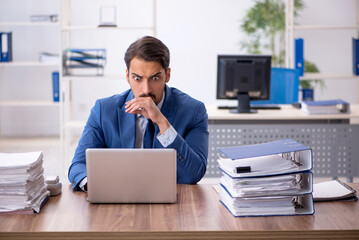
left=216, top=55, right=272, bottom=113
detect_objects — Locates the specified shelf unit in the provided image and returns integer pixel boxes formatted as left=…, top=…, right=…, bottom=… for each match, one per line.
left=0, top=22, right=59, bottom=27
left=0, top=2, right=60, bottom=136
left=59, top=0, right=157, bottom=171
left=285, top=0, right=359, bottom=103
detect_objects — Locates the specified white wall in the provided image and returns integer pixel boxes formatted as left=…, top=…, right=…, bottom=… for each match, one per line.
left=0, top=0, right=357, bottom=136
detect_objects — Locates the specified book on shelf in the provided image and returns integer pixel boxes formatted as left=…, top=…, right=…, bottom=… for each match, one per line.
left=0, top=151, right=50, bottom=214
left=30, top=14, right=58, bottom=22
left=295, top=38, right=304, bottom=76
left=217, top=139, right=314, bottom=217
left=353, top=38, right=359, bottom=75
left=0, top=32, right=13, bottom=62
left=301, top=99, right=350, bottom=115
left=313, top=179, right=358, bottom=202
left=52, top=71, right=59, bottom=102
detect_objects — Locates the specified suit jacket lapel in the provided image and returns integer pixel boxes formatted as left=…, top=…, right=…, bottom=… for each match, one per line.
left=118, top=91, right=136, bottom=148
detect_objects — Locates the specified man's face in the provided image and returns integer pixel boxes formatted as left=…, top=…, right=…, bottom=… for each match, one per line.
left=126, top=57, right=171, bottom=105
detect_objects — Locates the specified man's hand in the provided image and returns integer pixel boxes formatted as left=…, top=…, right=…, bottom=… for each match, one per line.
left=125, top=97, right=170, bottom=135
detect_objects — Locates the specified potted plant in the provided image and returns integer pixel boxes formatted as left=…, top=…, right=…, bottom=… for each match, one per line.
left=240, top=0, right=324, bottom=101
left=300, top=60, right=325, bottom=101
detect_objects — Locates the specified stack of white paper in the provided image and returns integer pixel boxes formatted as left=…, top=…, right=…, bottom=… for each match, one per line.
left=218, top=154, right=300, bottom=177
left=219, top=187, right=296, bottom=216
left=217, top=139, right=314, bottom=217
left=0, top=152, right=50, bottom=213
left=219, top=172, right=314, bottom=198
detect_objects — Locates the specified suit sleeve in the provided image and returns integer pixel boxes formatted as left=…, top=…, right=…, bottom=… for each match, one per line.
left=68, top=100, right=105, bottom=190
left=167, top=102, right=209, bottom=184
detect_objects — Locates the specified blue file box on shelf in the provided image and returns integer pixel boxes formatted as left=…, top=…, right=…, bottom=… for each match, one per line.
left=251, top=68, right=299, bottom=105
left=52, top=71, right=60, bottom=102
left=295, top=38, right=304, bottom=76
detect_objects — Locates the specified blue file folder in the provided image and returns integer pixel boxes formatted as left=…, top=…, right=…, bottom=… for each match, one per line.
left=217, top=139, right=315, bottom=217
left=219, top=186, right=315, bottom=217
left=295, top=38, right=304, bottom=76
left=251, top=68, right=299, bottom=105
left=0, top=32, right=13, bottom=62
left=353, top=38, right=359, bottom=75
left=52, top=72, right=60, bottom=102
left=218, top=139, right=313, bottom=178
left=219, top=139, right=310, bottom=160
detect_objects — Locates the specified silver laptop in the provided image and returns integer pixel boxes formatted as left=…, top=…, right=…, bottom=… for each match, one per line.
left=86, top=148, right=177, bottom=203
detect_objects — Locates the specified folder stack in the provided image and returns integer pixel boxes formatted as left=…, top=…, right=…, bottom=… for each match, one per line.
left=301, top=99, right=350, bottom=115
left=217, top=139, right=314, bottom=217
left=0, top=151, right=50, bottom=214
left=63, top=48, right=106, bottom=76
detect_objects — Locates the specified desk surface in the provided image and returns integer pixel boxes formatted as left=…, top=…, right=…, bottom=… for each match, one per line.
left=1, top=184, right=359, bottom=240
left=206, top=104, right=359, bottom=121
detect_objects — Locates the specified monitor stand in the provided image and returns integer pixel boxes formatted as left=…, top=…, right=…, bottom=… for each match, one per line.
left=230, top=93, right=257, bottom=114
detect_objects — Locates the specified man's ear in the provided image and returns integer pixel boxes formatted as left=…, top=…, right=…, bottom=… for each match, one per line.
left=165, top=68, right=171, bottom=83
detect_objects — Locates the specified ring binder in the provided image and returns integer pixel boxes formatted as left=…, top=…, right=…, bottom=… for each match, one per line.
left=217, top=139, right=314, bottom=217
left=282, top=152, right=302, bottom=166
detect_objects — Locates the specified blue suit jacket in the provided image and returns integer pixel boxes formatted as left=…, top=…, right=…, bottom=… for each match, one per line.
left=68, top=85, right=209, bottom=190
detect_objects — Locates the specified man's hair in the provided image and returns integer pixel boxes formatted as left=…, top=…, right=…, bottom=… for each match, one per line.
left=124, top=36, right=170, bottom=71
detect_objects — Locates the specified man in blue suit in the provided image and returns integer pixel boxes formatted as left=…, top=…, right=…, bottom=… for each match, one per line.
left=68, top=36, right=209, bottom=191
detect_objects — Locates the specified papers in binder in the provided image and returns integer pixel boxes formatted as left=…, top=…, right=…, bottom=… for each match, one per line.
left=220, top=172, right=313, bottom=198
left=219, top=186, right=314, bottom=217
left=217, top=139, right=314, bottom=217
left=218, top=139, right=312, bottom=178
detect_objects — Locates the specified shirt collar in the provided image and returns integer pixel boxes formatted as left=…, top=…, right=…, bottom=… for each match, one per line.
left=137, top=90, right=166, bottom=118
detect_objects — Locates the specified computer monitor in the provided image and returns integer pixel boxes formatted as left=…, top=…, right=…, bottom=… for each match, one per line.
left=217, top=55, right=272, bottom=113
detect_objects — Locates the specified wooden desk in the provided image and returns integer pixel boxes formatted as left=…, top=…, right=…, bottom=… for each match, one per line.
left=1, top=184, right=359, bottom=240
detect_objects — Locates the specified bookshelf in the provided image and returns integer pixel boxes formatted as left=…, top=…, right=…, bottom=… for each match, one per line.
left=0, top=0, right=60, bottom=136
left=59, top=0, right=157, bottom=171
left=285, top=0, right=359, bottom=103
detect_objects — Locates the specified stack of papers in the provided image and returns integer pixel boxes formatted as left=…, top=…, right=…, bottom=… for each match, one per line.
left=220, top=172, right=312, bottom=198
left=217, top=139, right=314, bottom=217
left=0, top=152, right=50, bottom=214
left=220, top=187, right=296, bottom=216
left=218, top=154, right=299, bottom=178
left=301, top=99, right=350, bottom=114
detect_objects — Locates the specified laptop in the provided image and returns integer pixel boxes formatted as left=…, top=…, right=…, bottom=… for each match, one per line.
left=86, top=148, right=177, bottom=203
